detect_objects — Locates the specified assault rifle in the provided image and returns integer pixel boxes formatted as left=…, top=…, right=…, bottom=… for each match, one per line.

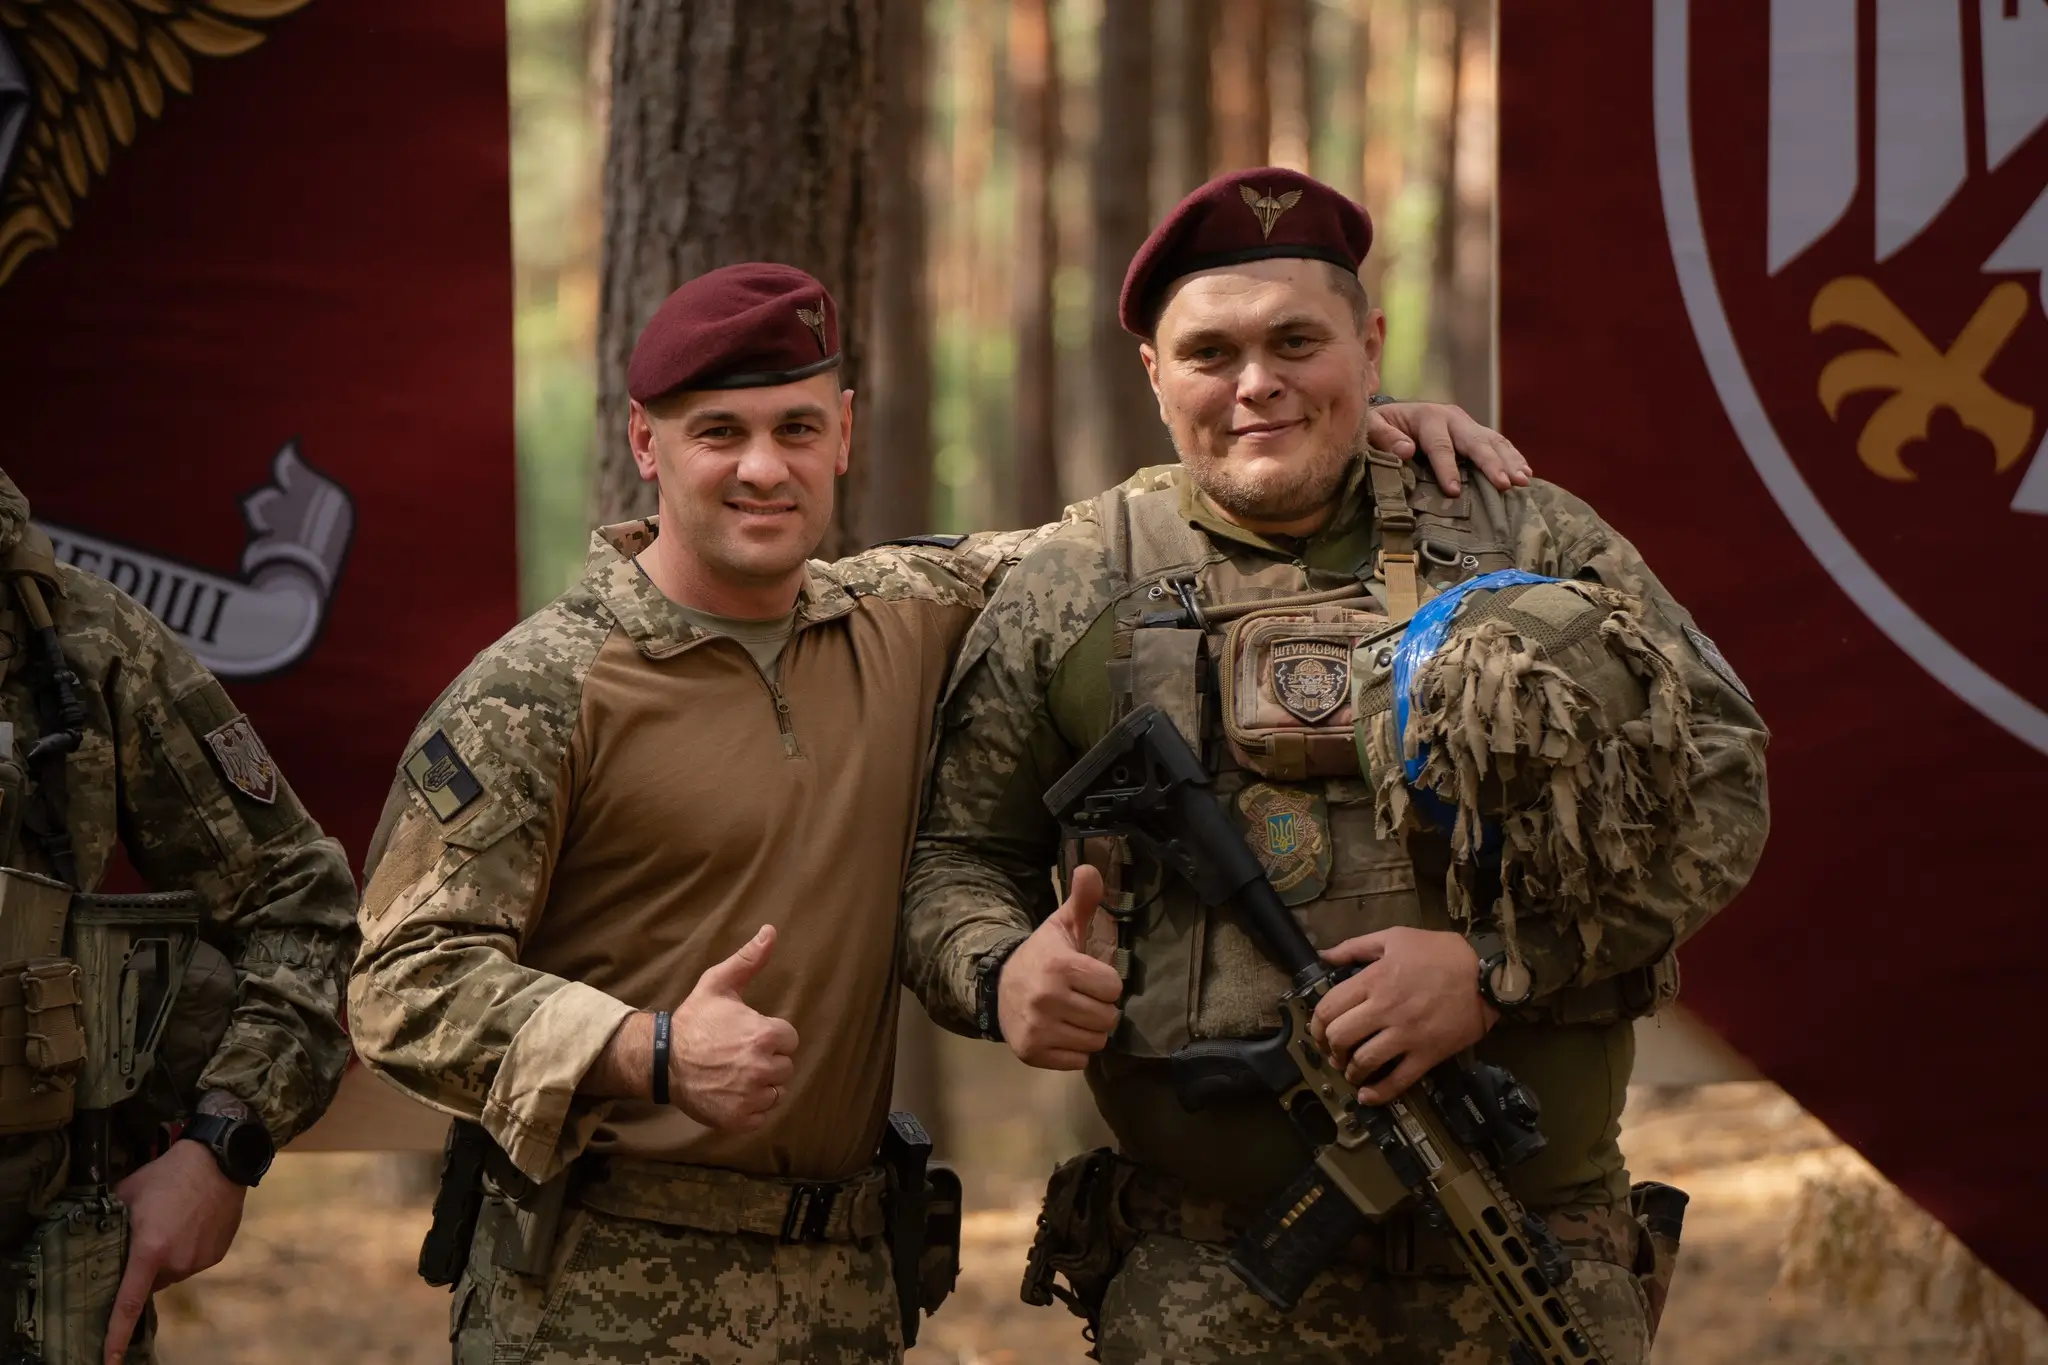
left=1043, top=704, right=1609, bottom=1365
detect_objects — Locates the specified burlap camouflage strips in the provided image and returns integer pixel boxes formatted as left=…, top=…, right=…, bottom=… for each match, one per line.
left=452, top=1196, right=899, bottom=1365
left=903, top=462, right=1770, bottom=1031
left=0, top=470, right=357, bottom=1150
left=1093, top=1232, right=1649, bottom=1365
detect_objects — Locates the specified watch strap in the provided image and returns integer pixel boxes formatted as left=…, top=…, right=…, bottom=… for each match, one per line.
left=974, top=935, right=1029, bottom=1042
left=652, top=1010, right=673, bottom=1105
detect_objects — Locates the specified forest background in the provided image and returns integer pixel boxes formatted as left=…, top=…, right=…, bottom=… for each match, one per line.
left=148, top=2, right=2048, bottom=1361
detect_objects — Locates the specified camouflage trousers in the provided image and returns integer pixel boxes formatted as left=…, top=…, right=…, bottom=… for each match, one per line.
left=1093, top=1232, right=1651, bottom=1365
left=452, top=1197, right=901, bottom=1365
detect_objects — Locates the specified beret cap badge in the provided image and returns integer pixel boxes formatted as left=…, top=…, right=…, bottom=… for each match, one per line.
left=796, top=304, right=829, bottom=355
left=1240, top=184, right=1304, bottom=240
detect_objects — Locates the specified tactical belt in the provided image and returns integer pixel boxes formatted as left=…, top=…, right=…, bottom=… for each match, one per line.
left=1118, top=1162, right=1640, bottom=1275
left=571, top=1154, right=888, bottom=1244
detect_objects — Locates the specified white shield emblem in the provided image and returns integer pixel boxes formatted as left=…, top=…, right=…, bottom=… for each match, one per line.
left=1654, top=0, right=2048, bottom=755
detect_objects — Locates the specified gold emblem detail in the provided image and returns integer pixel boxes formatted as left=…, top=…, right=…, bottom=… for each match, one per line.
left=796, top=303, right=828, bottom=354
left=1235, top=784, right=1327, bottom=897
left=0, top=1, right=316, bottom=289
left=1811, top=277, right=2034, bottom=482
left=203, top=716, right=278, bottom=806
left=1270, top=639, right=1351, bottom=724
left=1240, top=184, right=1304, bottom=240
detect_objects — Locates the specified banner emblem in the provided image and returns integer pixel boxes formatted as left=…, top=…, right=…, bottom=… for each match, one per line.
left=34, top=444, right=354, bottom=681
left=204, top=716, right=278, bottom=805
left=1654, top=0, right=2048, bottom=753
left=1234, top=783, right=1330, bottom=903
left=1272, top=639, right=1350, bottom=723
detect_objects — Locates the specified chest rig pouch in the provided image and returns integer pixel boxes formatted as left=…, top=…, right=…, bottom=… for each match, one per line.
left=1083, top=464, right=1675, bottom=1064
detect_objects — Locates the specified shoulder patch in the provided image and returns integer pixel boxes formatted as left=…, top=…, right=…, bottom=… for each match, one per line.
left=1683, top=623, right=1752, bottom=703
left=404, top=730, right=484, bottom=822
left=875, top=534, right=968, bottom=549
left=203, top=716, right=278, bottom=805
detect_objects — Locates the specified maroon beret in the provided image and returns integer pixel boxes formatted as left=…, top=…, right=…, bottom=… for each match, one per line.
left=627, top=262, right=842, bottom=402
left=1119, top=167, right=1374, bottom=336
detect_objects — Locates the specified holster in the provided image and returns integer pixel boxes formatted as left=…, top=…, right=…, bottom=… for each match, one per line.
left=7, top=1189, right=134, bottom=1365
left=1629, top=1180, right=1689, bottom=1340
left=1019, top=1148, right=1140, bottom=1355
left=879, top=1110, right=961, bottom=1348
left=417, top=1119, right=493, bottom=1288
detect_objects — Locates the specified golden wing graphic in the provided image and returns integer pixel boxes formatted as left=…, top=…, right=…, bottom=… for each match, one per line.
left=1276, top=190, right=1302, bottom=211
left=0, top=0, right=313, bottom=288
left=1239, top=184, right=1261, bottom=209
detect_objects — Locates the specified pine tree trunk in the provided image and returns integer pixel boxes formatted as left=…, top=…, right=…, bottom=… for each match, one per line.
left=591, top=0, right=881, bottom=557
left=1161, top=0, right=1217, bottom=197
left=1011, top=0, right=1062, bottom=527
left=1213, top=0, right=1270, bottom=171
left=866, top=0, right=934, bottom=544
left=1427, top=0, right=1491, bottom=420
left=1091, top=0, right=1165, bottom=481
left=1268, top=0, right=1312, bottom=171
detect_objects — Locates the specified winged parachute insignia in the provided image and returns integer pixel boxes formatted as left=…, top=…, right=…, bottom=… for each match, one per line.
left=795, top=302, right=827, bottom=353
left=1240, top=184, right=1303, bottom=240
left=0, top=0, right=314, bottom=288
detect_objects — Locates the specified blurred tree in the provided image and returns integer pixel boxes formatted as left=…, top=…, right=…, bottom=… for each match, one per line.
left=868, top=0, right=936, bottom=543
left=1091, top=0, right=1164, bottom=481
left=591, top=0, right=880, bottom=556
left=1213, top=0, right=1269, bottom=170
left=1156, top=0, right=1216, bottom=200
left=1268, top=0, right=1312, bottom=171
left=1011, top=0, right=1062, bottom=526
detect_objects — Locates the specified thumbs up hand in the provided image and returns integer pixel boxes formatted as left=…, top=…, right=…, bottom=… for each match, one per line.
left=997, top=865, right=1124, bottom=1070
left=670, top=925, right=801, bottom=1133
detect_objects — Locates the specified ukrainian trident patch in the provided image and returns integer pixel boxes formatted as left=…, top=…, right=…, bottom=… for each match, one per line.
left=203, top=716, right=278, bottom=805
left=1270, top=639, right=1351, bottom=724
left=404, top=731, right=483, bottom=822
left=1233, top=783, right=1331, bottom=905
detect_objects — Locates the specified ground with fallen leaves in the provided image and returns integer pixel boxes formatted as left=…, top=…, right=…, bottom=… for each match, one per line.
left=154, top=1080, right=2042, bottom=1364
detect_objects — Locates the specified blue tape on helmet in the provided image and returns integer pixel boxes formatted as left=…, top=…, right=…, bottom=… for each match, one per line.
left=1392, top=570, right=1561, bottom=835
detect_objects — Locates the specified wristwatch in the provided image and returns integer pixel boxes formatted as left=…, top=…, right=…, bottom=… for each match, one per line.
left=181, top=1112, right=276, bottom=1187
left=1470, top=930, right=1535, bottom=1011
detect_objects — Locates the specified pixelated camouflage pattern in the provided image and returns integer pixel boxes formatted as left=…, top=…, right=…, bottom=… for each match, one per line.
left=0, top=470, right=357, bottom=1152
left=903, top=457, right=1770, bottom=1028
left=453, top=1197, right=898, bottom=1364
left=351, top=519, right=1054, bottom=1179
left=1092, top=1232, right=1649, bottom=1365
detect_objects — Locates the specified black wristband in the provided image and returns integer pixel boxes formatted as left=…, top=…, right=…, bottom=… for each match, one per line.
left=651, top=1010, right=672, bottom=1105
left=974, top=937, right=1028, bottom=1042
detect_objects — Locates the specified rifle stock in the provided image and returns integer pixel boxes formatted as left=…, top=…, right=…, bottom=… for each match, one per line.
left=1045, top=704, right=1611, bottom=1365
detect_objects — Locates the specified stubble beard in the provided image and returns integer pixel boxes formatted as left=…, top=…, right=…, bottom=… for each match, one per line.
left=1173, top=412, right=1366, bottom=526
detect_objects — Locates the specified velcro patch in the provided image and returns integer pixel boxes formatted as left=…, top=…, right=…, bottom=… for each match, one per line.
left=1683, top=623, right=1752, bottom=703
left=404, top=731, right=484, bottom=822
left=203, top=716, right=278, bottom=805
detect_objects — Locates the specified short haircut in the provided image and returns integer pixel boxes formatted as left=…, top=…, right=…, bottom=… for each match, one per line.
left=1323, top=261, right=1370, bottom=332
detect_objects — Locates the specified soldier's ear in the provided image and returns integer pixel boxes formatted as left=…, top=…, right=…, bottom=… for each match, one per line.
left=837, top=388, right=855, bottom=476
left=628, top=401, right=660, bottom=483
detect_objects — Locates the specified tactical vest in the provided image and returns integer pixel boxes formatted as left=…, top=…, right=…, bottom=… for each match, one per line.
left=1081, top=456, right=1673, bottom=1060
left=0, top=533, right=210, bottom=1147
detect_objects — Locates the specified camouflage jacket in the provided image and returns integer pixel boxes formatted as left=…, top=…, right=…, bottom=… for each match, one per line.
left=349, top=521, right=1043, bottom=1182
left=0, top=471, right=358, bottom=1145
left=900, top=460, right=1772, bottom=1206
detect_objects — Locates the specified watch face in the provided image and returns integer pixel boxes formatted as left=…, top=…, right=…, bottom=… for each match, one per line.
left=1488, top=958, right=1534, bottom=1006
left=221, top=1121, right=276, bottom=1185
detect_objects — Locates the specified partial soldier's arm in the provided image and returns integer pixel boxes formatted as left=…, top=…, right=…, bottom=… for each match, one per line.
left=349, top=689, right=636, bottom=1183
left=1502, top=481, right=1772, bottom=1000
left=901, top=532, right=1108, bottom=1035
left=104, top=578, right=358, bottom=1145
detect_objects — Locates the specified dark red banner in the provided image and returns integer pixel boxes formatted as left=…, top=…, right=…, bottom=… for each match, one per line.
left=1502, top=1, right=2048, bottom=1308
left=0, top=0, right=518, bottom=871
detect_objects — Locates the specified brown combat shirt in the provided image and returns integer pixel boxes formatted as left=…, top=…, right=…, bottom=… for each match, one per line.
left=350, top=521, right=1035, bottom=1183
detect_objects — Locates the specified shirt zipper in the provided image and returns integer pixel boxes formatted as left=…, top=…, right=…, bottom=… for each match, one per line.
left=767, top=680, right=800, bottom=758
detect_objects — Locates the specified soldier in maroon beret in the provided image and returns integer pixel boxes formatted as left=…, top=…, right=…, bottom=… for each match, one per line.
left=355, top=250, right=1550, bottom=1363
left=903, top=167, right=1767, bottom=1365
